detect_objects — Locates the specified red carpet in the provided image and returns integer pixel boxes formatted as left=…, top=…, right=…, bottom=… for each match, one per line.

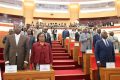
left=52, top=41, right=90, bottom=80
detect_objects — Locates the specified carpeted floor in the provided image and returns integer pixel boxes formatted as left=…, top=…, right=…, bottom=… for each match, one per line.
left=52, top=41, right=90, bottom=80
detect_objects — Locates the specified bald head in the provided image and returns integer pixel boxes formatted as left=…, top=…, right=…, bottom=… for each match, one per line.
left=101, top=31, right=108, bottom=39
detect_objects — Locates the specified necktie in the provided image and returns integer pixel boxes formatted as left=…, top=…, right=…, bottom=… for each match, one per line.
left=105, top=40, right=109, bottom=47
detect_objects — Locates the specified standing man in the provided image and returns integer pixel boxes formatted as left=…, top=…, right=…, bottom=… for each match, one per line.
left=108, top=31, right=119, bottom=50
left=52, top=28, right=57, bottom=40
left=79, top=29, right=89, bottom=53
left=62, top=27, right=69, bottom=47
left=4, top=25, right=29, bottom=70
left=43, top=27, right=52, bottom=45
left=93, top=29, right=101, bottom=47
left=20, top=27, right=28, bottom=36
left=95, top=31, right=115, bottom=80
left=75, top=28, right=81, bottom=41
left=62, top=27, right=69, bottom=39
left=2, top=29, right=14, bottom=44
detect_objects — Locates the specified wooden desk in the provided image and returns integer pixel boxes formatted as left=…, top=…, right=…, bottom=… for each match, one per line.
left=100, top=68, right=120, bottom=80
left=83, top=53, right=93, bottom=74
left=3, top=70, right=55, bottom=80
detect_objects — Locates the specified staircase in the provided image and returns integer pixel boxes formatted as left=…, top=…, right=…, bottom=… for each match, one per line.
left=52, top=41, right=90, bottom=80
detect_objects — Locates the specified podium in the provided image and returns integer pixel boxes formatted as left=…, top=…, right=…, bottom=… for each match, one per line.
left=3, top=70, right=55, bottom=80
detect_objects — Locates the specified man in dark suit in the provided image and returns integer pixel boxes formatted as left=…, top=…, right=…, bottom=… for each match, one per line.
left=43, top=27, right=52, bottom=45
left=93, top=29, right=101, bottom=47
left=75, top=28, right=81, bottom=41
left=95, top=31, right=115, bottom=67
left=95, top=31, right=115, bottom=80
left=2, top=29, right=14, bottom=44
left=62, top=27, right=69, bottom=39
left=4, top=25, right=29, bottom=70
left=95, top=32, right=115, bottom=80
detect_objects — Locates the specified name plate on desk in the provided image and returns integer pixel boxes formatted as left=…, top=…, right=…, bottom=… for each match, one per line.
left=5, top=65, right=17, bottom=73
left=66, top=37, right=69, bottom=39
left=106, top=62, right=115, bottom=68
left=40, top=64, right=50, bottom=71
left=74, top=43, right=79, bottom=46
left=71, top=40, right=75, bottom=42
left=86, top=50, right=92, bottom=54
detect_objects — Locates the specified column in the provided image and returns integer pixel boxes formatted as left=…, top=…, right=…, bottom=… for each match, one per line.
left=23, top=0, right=35, bottom=24
left=69, top=4, right=80, bottom=24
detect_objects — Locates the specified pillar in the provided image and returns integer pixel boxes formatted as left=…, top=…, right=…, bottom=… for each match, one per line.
left=23, top=0, right=35, bottom=24
left=69, top=4, right=80, bottom=24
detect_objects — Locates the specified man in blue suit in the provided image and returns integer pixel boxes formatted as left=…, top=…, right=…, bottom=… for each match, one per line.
left=95, top=31, right=115, bottom=67
left=95, top=31, right=115, bottom=80
left=93, top=29, right=101, bottom=47
left=62, top=28, right=69, bottom=39
left=62, top=28, right=69, bottom=47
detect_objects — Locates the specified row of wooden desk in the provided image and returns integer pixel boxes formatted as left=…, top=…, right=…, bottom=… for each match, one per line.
left=3, top=70, right=55, bottom=80
left=61, top=38, right=120, bottom=80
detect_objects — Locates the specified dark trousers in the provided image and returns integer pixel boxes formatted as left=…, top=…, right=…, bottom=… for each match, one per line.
left=53, top=34, right=57, bottom=40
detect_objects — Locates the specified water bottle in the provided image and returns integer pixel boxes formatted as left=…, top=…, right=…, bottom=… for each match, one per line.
left=36, top=63, right=39, bottom=71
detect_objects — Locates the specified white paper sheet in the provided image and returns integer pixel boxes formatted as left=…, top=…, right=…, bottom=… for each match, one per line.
left=5, top=65, right=17, bottom=73
left=40, top=64, right=50, bottom=71
left=106, top=62, right=115, bottom=68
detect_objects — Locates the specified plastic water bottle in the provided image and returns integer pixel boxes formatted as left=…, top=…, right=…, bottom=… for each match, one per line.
left=36, top=64, right=39, bottom=71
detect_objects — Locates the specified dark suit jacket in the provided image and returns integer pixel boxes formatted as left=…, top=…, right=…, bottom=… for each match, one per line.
left=4, top=34, right=29, bottom=70
left=93, top=34, right=101, bottom=47
left=95, top=40, right=115, bottom=67
left=27, top=35, right=35, bottom=50
left=62, top=30, right=69, bottom=39
left=45, top=33, right=51, bottom=45
left=75, top=32, right=80, bottom=41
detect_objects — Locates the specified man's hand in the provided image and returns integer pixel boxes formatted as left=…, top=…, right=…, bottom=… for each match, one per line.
left=24, top=63, right=28, bottom=70
left=97, top=63, right=102, bottom=67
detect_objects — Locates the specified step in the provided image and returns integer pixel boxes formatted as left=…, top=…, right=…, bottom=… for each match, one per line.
left=53, top=65, right=76, bottom=70
left=53, top=60, right=75, bottom=65
left=52, top=51, right=66, bottom=53
left=55, top=69, right=90, bottom=80
left=52, top=48, right=66, bottom=51
left=52, top=53, right=69, bottom=56
left=53, top=56, right=70, bottom=60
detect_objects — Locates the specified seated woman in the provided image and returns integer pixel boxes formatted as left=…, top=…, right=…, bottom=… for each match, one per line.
left=30, top=32, right=52, bottom=69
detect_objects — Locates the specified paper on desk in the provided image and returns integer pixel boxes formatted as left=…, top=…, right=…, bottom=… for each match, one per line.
left=71, top=40, right=75, bottom=42
left=40, top=64, right=50, bottom=71
left=5, top=65, right=17, bottom=73
left=86, top=50, right=92, bottom=54
left=74, top=43, right=79, bottom=46
left=106, top=62, right=115, bottom=68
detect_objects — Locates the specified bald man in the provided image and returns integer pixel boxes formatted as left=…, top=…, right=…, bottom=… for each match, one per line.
left=4, top=25, right=29, bottom=70
left=95, top=31, right=115, bottom=67
left=42, top=27, right=52, bottom=45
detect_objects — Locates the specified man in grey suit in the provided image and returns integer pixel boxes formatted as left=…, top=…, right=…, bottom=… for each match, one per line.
left=79, top=29, right=90, bottom=53
left=4, top=25, right=29, bottom=70
left=79, top=29, right=90, bottom=69
left=108, top=31, right=119, bottom=50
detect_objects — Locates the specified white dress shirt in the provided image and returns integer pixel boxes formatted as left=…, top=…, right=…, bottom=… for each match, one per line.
left=15, top=34, right=20, bottom=45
